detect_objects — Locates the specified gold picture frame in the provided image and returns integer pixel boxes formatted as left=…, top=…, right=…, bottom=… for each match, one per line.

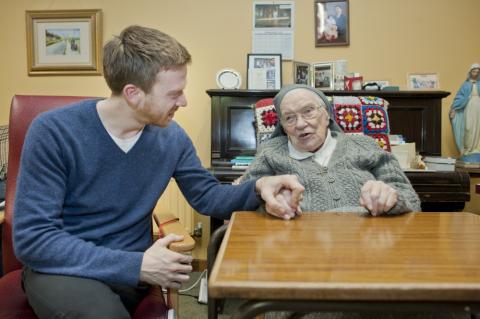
left=26, top=9, right=102, bottom=76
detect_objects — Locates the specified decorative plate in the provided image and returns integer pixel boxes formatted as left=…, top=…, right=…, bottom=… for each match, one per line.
left=216, top=69, right=241, bottom=89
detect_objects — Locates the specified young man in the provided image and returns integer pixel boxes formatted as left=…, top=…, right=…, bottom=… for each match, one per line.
left=13, top=25, right=303, bottom=318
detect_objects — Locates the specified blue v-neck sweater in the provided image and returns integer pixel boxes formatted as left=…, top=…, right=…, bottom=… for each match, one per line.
left=13, top=100, right=259, bottom=286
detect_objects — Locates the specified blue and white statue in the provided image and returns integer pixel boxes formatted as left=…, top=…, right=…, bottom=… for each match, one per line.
left=449, top=63, right=480, bottom=162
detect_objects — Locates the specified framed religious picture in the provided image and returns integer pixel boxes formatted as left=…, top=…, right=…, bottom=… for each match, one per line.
left=26, top=9, right=102, bottom=76
left=293, top=61, right=311, bottom=86
left=314, top=0, right=349, bottom=47
left=312, top=62, right=334, bottom=90
left=407, top=73, right=439, bottom=90
left=247, top=53, right=282, bottom=90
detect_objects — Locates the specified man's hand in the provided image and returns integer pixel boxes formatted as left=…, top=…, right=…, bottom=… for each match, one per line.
left=256, top=175, right=305, bottom=220
left=140, top=234, right=193, bottom=288
left=359, top=180, right=398, bottom=216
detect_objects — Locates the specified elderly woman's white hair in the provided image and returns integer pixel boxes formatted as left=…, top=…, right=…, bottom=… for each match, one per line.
left=271, top=84, right=342, bottom=137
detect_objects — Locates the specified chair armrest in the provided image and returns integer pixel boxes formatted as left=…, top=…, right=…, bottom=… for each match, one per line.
left=153, top=213, right=195, bottom=253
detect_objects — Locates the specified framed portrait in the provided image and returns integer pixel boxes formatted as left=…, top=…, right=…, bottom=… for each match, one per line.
left=293, top=61, right=311, bottom=86
left=247, top=53, right=282, bottom=90
left=407, top=73, right=439, bottom=90
left=314, top=0, right=349, bottom=47
left=313, top=62, right=334, bottom=90
left=26, top=9, right=102, bottom=76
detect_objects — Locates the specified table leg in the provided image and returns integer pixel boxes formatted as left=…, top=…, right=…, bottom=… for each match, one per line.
left=207, top=223, right=228, bottom=319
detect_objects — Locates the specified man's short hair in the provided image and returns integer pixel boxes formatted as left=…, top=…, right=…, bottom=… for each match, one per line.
left=103, top=25, right=191, bottom=95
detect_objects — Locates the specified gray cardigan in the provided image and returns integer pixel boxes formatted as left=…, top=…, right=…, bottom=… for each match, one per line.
left=241, top=131, right=421, bottom=214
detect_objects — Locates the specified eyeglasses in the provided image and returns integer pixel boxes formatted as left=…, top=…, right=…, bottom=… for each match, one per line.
left=281, top=105, right=321, bottom=126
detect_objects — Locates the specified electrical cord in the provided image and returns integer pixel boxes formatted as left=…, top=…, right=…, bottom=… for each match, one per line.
left=179, top=269, right=207, bottom=293
left=161, top=269, right=207, bottom=293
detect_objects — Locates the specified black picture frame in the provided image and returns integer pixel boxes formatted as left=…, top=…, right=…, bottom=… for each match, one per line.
left=247, top=53, right=282, bottom=90
left=314, top=0, right=349, bottom=47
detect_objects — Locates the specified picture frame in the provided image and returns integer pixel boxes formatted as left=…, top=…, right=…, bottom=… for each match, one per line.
left=26, top=9, right=102, bottom=76
left=407, top=73, right=439, bottom=90
left=293, top=61, right=311, bottom=86
left=312, top=62, right=334, bottom=90
left=247, top=53, right=282, bottom=90
left=314, top=0, right=349, bottom=47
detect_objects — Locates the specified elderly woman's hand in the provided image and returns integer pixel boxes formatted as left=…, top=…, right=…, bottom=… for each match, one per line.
left=359, top=180, right=398, bottom=216
left=270, top=188, right=303, bottom=220
left=256, top=175, right=304, bottom=220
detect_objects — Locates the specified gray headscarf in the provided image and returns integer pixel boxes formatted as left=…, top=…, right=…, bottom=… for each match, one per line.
left=271, top=84, right=342, bottom=137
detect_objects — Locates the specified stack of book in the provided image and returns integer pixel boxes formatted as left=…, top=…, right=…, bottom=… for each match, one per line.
left=230, top=156, right=254, bottom=170
left=455, top=160, right=480, bottom=169
left=423, top=156, right=456, bottom=171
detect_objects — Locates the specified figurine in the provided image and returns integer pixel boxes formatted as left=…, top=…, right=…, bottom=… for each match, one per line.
left=449, top=63, right=480, bottom=162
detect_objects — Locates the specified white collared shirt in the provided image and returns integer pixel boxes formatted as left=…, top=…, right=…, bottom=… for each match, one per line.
left=288, top=129, right=337, bottom=166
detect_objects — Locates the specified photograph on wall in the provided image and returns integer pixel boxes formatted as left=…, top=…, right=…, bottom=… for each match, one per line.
left=247, top=53, right=282, bottom=90
left=254, top=2, right=293, bottom=28
left=313, top=62, right=334, bottom=90
left=26, top=9, right=102, bottom=76
left=407, top=73, right=439, bottom=90
left=293, top=61, right=311, bottom=86
left=314, top=0, right=349, bottom=47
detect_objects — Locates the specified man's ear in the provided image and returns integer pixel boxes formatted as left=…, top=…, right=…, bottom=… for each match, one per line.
left=122, top=84, right=145, bottom=108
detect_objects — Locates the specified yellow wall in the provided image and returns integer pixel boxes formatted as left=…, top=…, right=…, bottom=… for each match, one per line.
left=1, top=0, right=479, bottom=258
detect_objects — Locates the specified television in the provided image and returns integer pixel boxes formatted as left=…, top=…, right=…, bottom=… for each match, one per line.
left=209, top=90, right=279, bottom=166
left=226, top=106, right=256, bottom=155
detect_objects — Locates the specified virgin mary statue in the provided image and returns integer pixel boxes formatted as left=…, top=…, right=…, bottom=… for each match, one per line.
left=450, top=63, right=480, bottom=162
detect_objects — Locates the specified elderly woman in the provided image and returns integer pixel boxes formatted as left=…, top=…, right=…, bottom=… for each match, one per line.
left=450, top=63, right=480, bottom=162
left=240, top=84, right=420, bottom=219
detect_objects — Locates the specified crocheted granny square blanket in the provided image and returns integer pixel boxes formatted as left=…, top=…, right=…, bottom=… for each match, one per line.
left=254, top=98, right=277, bottom=144
left=333, top=96, right=391, bottom=151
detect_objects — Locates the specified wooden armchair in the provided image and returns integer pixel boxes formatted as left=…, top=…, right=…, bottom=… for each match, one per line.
left=0, top=95, right=194, bottom=319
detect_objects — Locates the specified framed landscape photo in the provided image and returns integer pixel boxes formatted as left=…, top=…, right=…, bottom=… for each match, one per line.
left=407, top=73, right=439, bottom=90
left=313, top=62, right=334, bottom=90
left=293, top=61, right=311, bottom=86
left=247, top=53, right=282, bottom=90
left=314, top=0, right=349, bottom=47
left=26, top=9, right=102, bottom=76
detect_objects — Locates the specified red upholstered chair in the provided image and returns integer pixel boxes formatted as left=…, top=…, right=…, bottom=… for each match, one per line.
left=0, top=95, right=194, bottom=319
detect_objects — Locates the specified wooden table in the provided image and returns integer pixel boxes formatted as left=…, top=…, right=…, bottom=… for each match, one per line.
left=209, top=211, right=480, bottom=319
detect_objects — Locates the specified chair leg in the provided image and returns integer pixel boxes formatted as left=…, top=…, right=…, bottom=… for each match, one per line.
left=207, top=224, right=228, bottom=319
left=167, top=288, right=180, bottom=318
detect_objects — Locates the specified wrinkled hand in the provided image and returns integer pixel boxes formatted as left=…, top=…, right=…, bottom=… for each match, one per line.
left=274, top=188, right=303, bottom=220
left=359, top=180, right=398, bottom=216
left=140, top=234, right=193, bottom=288
left=256, top=175, right=305, bottom=220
